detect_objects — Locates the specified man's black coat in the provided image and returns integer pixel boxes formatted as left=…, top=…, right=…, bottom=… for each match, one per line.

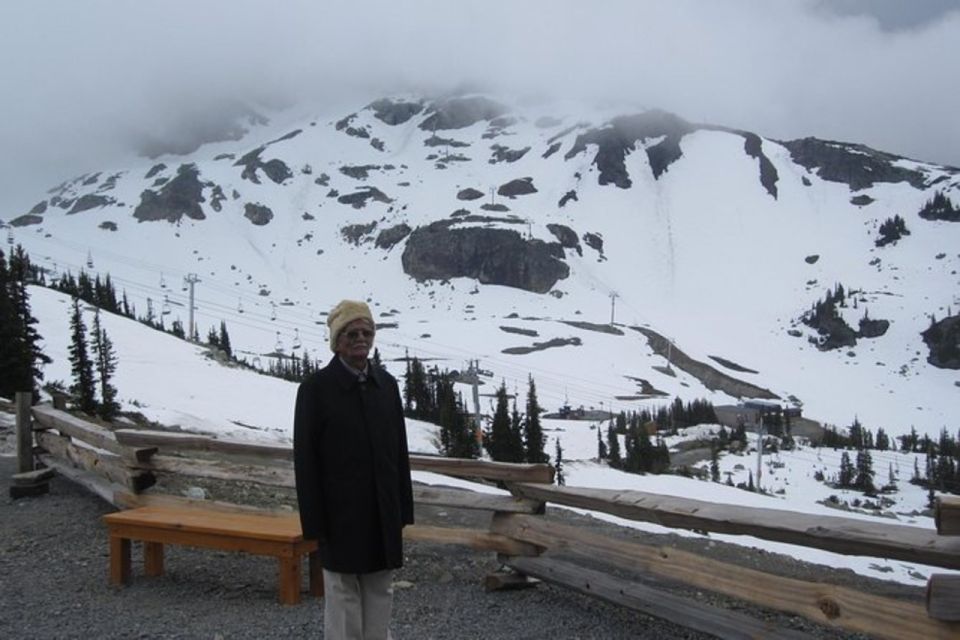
left=293, top=356, right=414, bottom=573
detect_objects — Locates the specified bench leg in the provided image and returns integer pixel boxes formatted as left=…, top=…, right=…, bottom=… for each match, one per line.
left=308, top=550, right=324, bottom=598
left=109, top=535, right=131, bottom=585
left=279, top=556, right=301, bottom=605
left=144, top=541, right=164, bottom=577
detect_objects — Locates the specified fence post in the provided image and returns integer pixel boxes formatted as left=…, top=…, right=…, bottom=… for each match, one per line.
left=16, top=391, right=33, bottom=473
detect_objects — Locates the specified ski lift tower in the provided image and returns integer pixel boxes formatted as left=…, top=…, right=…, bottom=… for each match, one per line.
left=183, top=273, right=201, bottom=341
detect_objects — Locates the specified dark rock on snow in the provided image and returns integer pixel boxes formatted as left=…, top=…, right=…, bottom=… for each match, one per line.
left=243, top=203, right=274, bottom=226
left=133, top=164, right=206, bottom=223
left=375, top=223, right=412, bottom=250
left=402, top=223, right=569, bottom=293
left=498, top=177, right=537, bottom=198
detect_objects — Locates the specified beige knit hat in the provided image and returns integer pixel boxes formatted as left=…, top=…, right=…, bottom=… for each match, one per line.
left=327, top=299, right=374, bottom=352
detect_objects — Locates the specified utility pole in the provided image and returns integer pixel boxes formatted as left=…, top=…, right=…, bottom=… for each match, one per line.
left=184, top=273, right=201, bottom=341
left=468, top=359, right=482, bottom=443
left=609, top=292, right=619, bottom=325
left=755, top=409, right=764, bottom=492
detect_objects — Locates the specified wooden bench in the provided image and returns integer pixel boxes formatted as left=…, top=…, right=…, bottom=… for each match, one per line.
left=103, top=506, right=322, bottom=605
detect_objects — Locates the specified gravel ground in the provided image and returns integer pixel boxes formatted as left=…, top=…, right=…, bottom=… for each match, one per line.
left=0, top=427, right=925, bottom=639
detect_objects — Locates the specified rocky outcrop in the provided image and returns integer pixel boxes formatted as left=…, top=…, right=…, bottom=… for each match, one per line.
left=583, top=232, right=604, bottom=258
left=742, top=132, right=779, bottom=199
left=457, top=188, right=485, bottom=201
left=369, top=99, right=423, bottom=125
left=29, top=201, right=48, bottom=215
left=402, top=223, right=569, bottom=293
left=375, top=223, right=411, bottom=249
left=133, top=164, right=206, bottom=223
left=490, top=145, right=529, bottom=164
left=497, top=178, right=537, bottom=198
left=921, top=314, right=960, bottom=369
left=424, top=135, right=470, bottom=148
left=243, top=203, right=274, bottom=226
left=9, top=214, right=43, bottom=227
left=558, top=190, right=578, bottom=207
left=781, top=138, right=927, bottom=191
left=547, top=224, right=582, bottom=256
left=419, top=97, right=508, bottom=131
left=338, top=187, right=392, bottom=209
left=145, top=163, right=166, bottom=179
left=234, top=147, right=291, bottom=185
left=341, top=222, right=377, bottom=245
left=566, top=110, right=694, bottom=188
left=69, top=194, right=115, bottom=214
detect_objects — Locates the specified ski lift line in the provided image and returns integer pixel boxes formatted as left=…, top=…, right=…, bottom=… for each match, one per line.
left=30, top=253, right=694, bottom=406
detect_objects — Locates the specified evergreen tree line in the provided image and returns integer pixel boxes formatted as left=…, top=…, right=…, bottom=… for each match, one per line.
left=918, top=191, right=960, bottom=222
left=0, top=246, right=50, bottom=400
left=49, top=269, right=133, bottom=319
left=600, top=410, right=671, bottom=475
left=815, top=419, right=960, bottom=496
left=403, top=356, right=547, bottom=463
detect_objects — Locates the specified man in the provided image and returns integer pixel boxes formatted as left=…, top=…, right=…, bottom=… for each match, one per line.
left=294, top=299, right=414, bottom=640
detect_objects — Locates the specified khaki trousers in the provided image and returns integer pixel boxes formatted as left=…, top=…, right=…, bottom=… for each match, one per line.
left=322, top=569, right=395, bottom=640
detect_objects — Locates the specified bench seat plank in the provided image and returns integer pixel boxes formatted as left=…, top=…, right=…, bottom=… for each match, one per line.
left=103, top=506, right=320, bottom=605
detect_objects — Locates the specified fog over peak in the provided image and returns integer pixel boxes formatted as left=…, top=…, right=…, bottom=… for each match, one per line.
left=1, top=0, right=958, bottom=215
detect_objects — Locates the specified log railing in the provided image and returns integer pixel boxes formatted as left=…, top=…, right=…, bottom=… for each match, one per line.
left=14, top=396, right=960, bottom=640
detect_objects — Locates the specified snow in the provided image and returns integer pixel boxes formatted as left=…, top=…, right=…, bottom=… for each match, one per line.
left=6, top=94, right=960, bottom=589
left=19, top=285, right=956, bottom=588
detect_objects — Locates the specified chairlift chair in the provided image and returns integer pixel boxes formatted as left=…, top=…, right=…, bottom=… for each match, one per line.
left=274, top=331, right=285, bottom=354
left=270, top=302, right=277, bottom=321
left=237, top=299, right=244, bottom=313
left=292, top=329, right=302, bottom=350
left=86, top=251, right=94, bottom=269
left=162, top=295, right=171, bottom=315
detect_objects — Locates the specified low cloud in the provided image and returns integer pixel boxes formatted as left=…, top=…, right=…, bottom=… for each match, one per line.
left=1, top=0, right=958, bottom=214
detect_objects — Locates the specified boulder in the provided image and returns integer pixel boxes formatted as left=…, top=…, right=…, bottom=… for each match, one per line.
left=133, top=164, right=206, bottom=223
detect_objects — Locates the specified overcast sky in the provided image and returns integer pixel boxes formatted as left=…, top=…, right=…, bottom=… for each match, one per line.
left=1, top=0, right=958, bottom=217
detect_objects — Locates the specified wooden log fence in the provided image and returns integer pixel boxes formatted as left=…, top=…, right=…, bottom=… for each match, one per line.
left=14, top=400, right=960, bottom=640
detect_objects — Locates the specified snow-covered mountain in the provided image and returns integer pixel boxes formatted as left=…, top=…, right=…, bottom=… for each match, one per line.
left=4, top=93, right=959, bottom=437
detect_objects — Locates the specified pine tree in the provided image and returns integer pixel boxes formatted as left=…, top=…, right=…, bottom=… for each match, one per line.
left=68, top=298, right=97, bottom=414
left=710, top=441, right=721, bottom=482
left=218, top=321, right=232, bottom=358
left=838, top=451, right=855, bottom=487
left=606, top=422, right=621, bottom=468
left=554, top=438, right=565, bottom=486
left=597, top=425, right=607, bottom=460
left=508, top=401, right=526, bottom=463
left=854, top=449, right=875, bottom=493
left=523, top=376, right=547, bottom=463
left=91, top=309, right=119, bottom=420
left=1, top=247, right=50, bottom=400
left=484, top=382, right=517, bottom=462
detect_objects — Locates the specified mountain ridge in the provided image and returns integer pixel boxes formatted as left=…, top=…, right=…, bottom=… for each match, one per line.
left=3, top=93, right=958, bottom=437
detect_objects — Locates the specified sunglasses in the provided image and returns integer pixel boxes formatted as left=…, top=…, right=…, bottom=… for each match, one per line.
left=343, top=328, right=375, bottom=341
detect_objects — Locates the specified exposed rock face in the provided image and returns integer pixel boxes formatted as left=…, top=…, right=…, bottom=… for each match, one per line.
left=234, top=147, right=291, bottom=185
left=145, top=163, right=166, bottom=179
left=583, top=232, right=604, bottom=257
left=375, top=223, right=411, bottom=249
left=547, top=224, right=582, bottom=256
left=337, top=187, right=392, bottom=209
left=921, top=314, right=960, bottom=369
left=543, top=142, right=561, bottom=159
left=741, top=132, right=779, bottom=198
left=402, top=223, right=569, bottom=293
left=243, top=203, right=274, bottom=226
left=419, top=97, right=508, bottom=131
left=369, top=99, right=424, bottom=125
left=340, top=165, right=381, bottom=180
left=424, top=135, right=470, bottom=148
left=566, top=110, right=694, bottom=187
left=558, top=190, right=578, bottom=207
left=457, top=188, right=485, bottom=201
left=781, top=138, right=927, bottom=191
left=69, top=194, right=115, bottom=214
left=9, top=214, right=43, bottom=227
left=498, top=177, right=537, bottom=198
left=29, top=201, right=48, bottom=215
left=134, top=164, right=206, bottom=223
left=858, top=317, right=890, bottom=339
left=99, top=221, right=118, bottom=231
left=490, top=145, right=530, bottom=163
left=341, top=221, right=377, bottom=245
